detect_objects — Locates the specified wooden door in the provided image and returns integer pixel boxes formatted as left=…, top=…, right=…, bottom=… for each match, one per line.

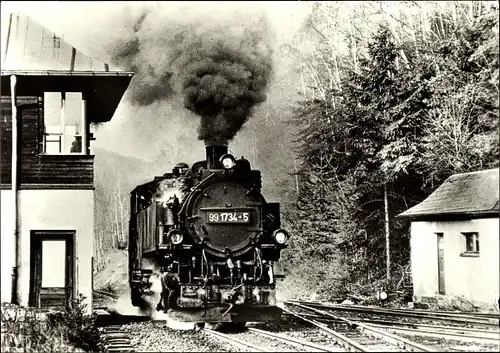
left=30, top=231, right=75, bottom=309
left=436, top=233, right=445, bottom=295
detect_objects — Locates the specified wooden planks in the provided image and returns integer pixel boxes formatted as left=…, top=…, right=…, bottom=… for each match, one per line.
left=40, top=287, right=66, bottom=308
left=1, top=95, right=94, bottom=187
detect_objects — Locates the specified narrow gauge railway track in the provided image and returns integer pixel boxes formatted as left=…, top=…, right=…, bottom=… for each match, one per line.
left=203, top=326, right=343, bottom=352
left=94, top=308, right=149, bottom=352
left=95, top=306, right=342, bottom=352
left=368, top=306, right=500, bottom=321
left=288, top=300, right=499, bottom=328
left=366, top=323, right=500, bottom=344
left=102, top=325, right=135, bottom=352
left=282, top=313, right=499, bottom=340
left=247, top=327, right=343, bottom=352
left=202, top=328, right=267, bottom=352
left=284, top=301, right=434, bottom=352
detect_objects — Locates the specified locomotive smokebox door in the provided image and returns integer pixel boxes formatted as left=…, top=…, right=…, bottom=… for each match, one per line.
left=184, top=179, right=265, bottom=257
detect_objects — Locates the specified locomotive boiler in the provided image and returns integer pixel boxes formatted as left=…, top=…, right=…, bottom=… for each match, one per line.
left=128, top=145, right=289, bottom=327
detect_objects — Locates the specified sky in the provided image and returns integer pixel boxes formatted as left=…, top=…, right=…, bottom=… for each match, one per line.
left=1, top=1, right=310, bottom=162
left=1, top=1, right=309, bottom=57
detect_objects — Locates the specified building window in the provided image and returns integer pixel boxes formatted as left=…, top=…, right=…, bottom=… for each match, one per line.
left=43, top=92, right=86, bottom=155
left=461, top=232, right=479, bottom=257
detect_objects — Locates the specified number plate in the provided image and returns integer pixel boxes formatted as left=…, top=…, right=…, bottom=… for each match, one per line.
left=206, top=211, right=250, bottom=224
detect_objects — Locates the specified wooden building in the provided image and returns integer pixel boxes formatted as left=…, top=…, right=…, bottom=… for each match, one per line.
left=398, top=168, right=499, bottom=309
left=0, top=13, right=133, bottom=312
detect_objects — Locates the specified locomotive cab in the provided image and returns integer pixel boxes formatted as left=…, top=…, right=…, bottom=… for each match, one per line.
left=128, top=145, right=289, bottom=326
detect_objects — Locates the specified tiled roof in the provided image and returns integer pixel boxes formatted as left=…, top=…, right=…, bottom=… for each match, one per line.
left=398, top=168, right=499, bottom=220
left=1, top=13, right=121, bottom=72
left=0, top=13, right=134, bottom=124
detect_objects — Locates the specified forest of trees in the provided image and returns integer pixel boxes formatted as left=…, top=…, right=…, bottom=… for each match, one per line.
left=92, top=1, right=499, bottom=301
left=93, top=148, right=160, bottom=272
left=278, top=1, right=499, bottom=300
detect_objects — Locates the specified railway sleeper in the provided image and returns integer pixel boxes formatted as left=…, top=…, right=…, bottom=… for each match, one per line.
left=104, top=334, right=130, bottom=340
left=106, top=339, right=132, bottom=345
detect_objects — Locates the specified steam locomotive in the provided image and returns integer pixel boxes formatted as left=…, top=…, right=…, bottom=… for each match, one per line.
left=128, top=145, right=289, bottom=328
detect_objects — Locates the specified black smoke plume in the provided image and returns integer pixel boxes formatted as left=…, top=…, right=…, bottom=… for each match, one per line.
left=109, top=3, right=273, bottom=145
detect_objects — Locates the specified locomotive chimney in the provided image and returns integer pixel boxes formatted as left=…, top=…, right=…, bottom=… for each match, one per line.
left=206, top=145, right=228, bottom=169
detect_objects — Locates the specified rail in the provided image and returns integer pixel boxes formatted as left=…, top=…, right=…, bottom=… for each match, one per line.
left=368, top=323, right=500, bottom=344
left=247, top=327, right=343, bottom=352
left=202, top=328, right=266, bottom=352
left=282, top=312, right=500, bottom=337
left=94, top=290, right=119, bottom=300
left=282, top=306, right=369, bottom=352
left=284, top=301, right=434, bottom=352
left=289, top=300, right=499, bottom=327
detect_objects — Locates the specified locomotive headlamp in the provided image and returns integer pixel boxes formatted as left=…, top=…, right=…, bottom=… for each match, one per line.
left=196, top=288, right=207, bottom=299
left=219, top=154, right=236, bottom=169
left=168, top=230, right=184, bottom=245
left=273, top=229, right=289, bottom=244
left=252, top=288, right=261, bottom=302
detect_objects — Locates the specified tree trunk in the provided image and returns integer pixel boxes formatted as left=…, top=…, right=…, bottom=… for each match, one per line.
left=113, top=188, right=119, bottom=248
left=293, top=157, right=300, bottom=195
left=384, top=183, right=391, bottom=280
left=348, top=15, right=358, bottom=74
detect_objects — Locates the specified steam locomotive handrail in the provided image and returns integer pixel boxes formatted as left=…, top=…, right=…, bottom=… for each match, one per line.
left=254, top=247, right=264, bottom=282
left=201, top=248, right=209, bottom=282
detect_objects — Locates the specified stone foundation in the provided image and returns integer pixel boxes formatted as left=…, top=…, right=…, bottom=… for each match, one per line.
left=413, top=294, right=500, bottom=313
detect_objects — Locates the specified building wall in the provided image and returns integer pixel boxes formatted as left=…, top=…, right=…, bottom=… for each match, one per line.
left=1, top=191, right=15, bottom=303
left=411, top=218, right=499, bottom=307
left=0, top=189, right=94, bottom=312
left=1, top=96, right=95, bottom=186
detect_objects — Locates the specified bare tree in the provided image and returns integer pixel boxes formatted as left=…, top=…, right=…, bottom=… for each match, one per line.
left=112, top=172, right=128, bottom=249
left=422, top=86, right=487, bottom=177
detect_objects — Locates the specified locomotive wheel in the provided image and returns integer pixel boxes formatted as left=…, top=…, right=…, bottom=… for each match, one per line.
left=205, top=322, right=225, bottom=331
left=227, top=322, right=246, bottom=332
left=204, top=322, right=246, bottom=332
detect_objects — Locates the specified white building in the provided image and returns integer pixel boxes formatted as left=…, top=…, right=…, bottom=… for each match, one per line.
left=398, top=168, right=499, bottom=309
left=1, top=13, right=133, bottom=312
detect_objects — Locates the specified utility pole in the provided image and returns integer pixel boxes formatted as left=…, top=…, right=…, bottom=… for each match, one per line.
left=384, top=182, right=391, bottom=280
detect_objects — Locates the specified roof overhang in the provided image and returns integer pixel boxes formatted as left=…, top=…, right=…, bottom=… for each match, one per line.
left=396, top=211, right=499, bottom=222
left=1, top=70, right=134, bottom=123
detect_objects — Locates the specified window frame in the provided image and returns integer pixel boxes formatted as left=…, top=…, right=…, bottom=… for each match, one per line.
left=29, top=230, right=76, bottom=309
left=41, top=91, right=87, bottom=156
left=460, top=231, right=480, bottom=257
